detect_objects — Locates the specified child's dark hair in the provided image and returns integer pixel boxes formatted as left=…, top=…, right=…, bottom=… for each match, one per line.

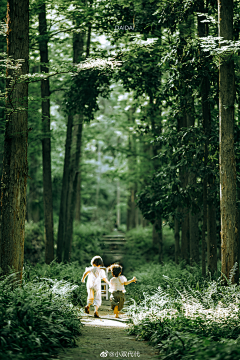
left=109, top=264, right=122, bottom=277
left=91, top=256, right=103, bottom=266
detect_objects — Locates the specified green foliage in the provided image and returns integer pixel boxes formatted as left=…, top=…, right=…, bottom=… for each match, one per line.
left=25, top=261, right=88, bottom=306
left=24, top=221, right=45, bottom=265
left=137, top=122, right=219, bottom=225
left=123, top=225, right=175, bottom=277
left=127, top=262, right=240, bottom=360
left=65, top=65, right=113, bottom=120
left=0, top=266, right=82, bottom=360
left=123, top=226, right=155, bottom=273
left=70, top=223, right=105, bottom=264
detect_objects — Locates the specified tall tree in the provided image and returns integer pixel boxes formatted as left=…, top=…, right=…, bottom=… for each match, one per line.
left=151, top=99, right=163, bottom=263
left=0, top=0, right=29, bottom=279
left=38, top=2, right=54, bottom=264
left=198, top=0, right=208, bottom=276
left=57, top=27, right=85, bottom=262
left=218, top=0, right=238, bottom=283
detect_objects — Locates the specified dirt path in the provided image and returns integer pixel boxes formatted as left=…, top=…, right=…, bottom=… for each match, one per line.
left=53, top=300, right=158, bottom=360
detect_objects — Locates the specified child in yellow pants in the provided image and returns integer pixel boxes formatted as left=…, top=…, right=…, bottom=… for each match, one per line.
left=108, top=264, right=137, bottom=318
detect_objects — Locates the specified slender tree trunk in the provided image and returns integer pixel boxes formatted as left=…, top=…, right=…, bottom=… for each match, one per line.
left=187, top=109, right=199, bottom=265
left=64, top=118, right=83, bottom=262
left=218, top=0, right=238, bottom=283
left=75, top=172, right=81, bottom=222
left=179, top=115, right=189, bottom=263
left=150, top=93, right=163, bottom=261
left=181, top=203, right=189, bottom=263
left=199, top=0, right=217, bottom=277
left=201, top=178, right=207, bottom=277
left=74, top=27, right=89, bottom=223
left=39, top=4, right=54, bottom=264
left=56, top=114, right=73, bottom=262
left=153, top=218, right=162, bottom=263
left=189, top=197, right=199, bottom=264
left=0, top=0, right=29, bottom=279
left=174, top=209, right=180, bottom=264
left=62, top=29, right=85, bottom=261
left=127, top=108, right=137, bottom=231
left=117, top=179, right=121, bottom=227
left=95, top=140, right=101, bottom=220
left=28, top=153, right=40, bottom=223
left=207, top=198, right=217, bottom=274
left=57, top=26, right=85, bottom=261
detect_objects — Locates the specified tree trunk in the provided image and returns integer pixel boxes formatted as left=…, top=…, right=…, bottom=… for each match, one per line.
left=181, top=206, right=189, bottom=263
left=174, top=209, right=180, bottom=264
left=57, top=28, right=85, bottom=262
left=218, top=0, right=238, bottom=283
left=179, top=115, right=189, bottom=263
left=75, top=171, right=81, bottom=222
left=73, top=28, right=88, bottom=224
left=28, top=152, right=40, bottom=223
left=187, top=109, right=199, bottom=265
left=94, top=140, right=101, bottom=220
left=64, top=118, right=83, bottom=262
left=56, top=114, right=73, bottom=262
left=116, top=179, right=121, bottom=227
left=39, top=3, right=54, bottom=264
left=189, top=202, right=199, bottom=264
left=127, top=108, right=137, bottom=231
left=201, top=178, right=207, bottom=277
left=198, top=0, right=217, bottom=277
left=150, top=94, right=163, bottom=261
left=0, top=0, right=29, bottom=279
left=207, top=199, right=217, bottom=274
left=153, top=218, right=162, bottom=263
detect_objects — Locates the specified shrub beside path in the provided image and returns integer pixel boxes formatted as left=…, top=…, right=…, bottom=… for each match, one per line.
left=54, top=300, right=158, bottom=360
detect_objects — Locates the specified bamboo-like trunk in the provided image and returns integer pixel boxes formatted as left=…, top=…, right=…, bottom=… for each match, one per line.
left=39, top=4, right=54, bottom=264
left=57, top=27, right=85, bottom=261
left=56, top=114, right=73, bottom=262
left=218, top=0, right=238, bottom=283
left=174, top=210, right=180, bottom=264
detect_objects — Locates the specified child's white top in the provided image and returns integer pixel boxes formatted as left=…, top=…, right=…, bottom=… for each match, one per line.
left=85, top=266, right=106, bottom=290
left=109, top=275, right=127, bottom=293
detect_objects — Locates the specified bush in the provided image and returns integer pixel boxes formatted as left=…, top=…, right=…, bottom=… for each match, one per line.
left=0, top=265, right=82, bottom=360
left=25, top=261, right=88, bottom=306
left=71, top=223, right=105, bottom=264
left=127, top=262, right=240, bottom=360
left=122, top=225, right=175, bottom=274
left=24, top=221, right=45, bottom=265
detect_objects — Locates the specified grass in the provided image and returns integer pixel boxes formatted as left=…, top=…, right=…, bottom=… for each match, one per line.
left=125, top=261, right=240, bottom=360
left=0, top=262, right=86, bottom=360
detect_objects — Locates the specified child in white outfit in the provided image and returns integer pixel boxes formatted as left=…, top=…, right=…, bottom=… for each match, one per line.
left=108, top=263, right=137, bottom=318
left=81, top=255, right=109, bottom=318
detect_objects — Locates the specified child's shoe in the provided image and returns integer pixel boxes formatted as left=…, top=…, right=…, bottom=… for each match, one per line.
left=114, top=305, right=119, bottom=318
left=85, top=305, right=90, bottom=314
left=94, top=311, right=100, bottom=318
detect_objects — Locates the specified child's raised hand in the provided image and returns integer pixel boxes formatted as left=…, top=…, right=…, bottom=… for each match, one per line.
left=132, top=276, right=137, bottom=283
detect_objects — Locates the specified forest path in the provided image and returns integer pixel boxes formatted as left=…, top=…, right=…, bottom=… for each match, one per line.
left=54, top=300, right=158, bottom=360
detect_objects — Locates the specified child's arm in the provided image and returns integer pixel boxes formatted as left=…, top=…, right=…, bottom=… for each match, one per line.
left=81, top=270, right=90, bottom=283
left=102, top=277, right=110, bottom=285
left=124, top=276, right=137, bottom=285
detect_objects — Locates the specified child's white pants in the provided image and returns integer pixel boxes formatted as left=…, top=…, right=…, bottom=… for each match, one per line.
left=87, top=286, right=102, bottom=307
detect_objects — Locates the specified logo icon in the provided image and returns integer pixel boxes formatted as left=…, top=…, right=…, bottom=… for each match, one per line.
left=100, top=351, right=108, bottom=357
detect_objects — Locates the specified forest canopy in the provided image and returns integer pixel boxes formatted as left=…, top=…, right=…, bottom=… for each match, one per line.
left=0, top=0, right=239, bottom=284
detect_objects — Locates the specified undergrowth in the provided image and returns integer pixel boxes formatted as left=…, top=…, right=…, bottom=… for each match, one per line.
left=0, top=262, right=84, bottom=360
left=126, top=262, right=240, bottom=360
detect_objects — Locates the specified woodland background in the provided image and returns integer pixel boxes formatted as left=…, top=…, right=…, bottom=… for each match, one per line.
left=1, top=0, right=240, bottom=359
